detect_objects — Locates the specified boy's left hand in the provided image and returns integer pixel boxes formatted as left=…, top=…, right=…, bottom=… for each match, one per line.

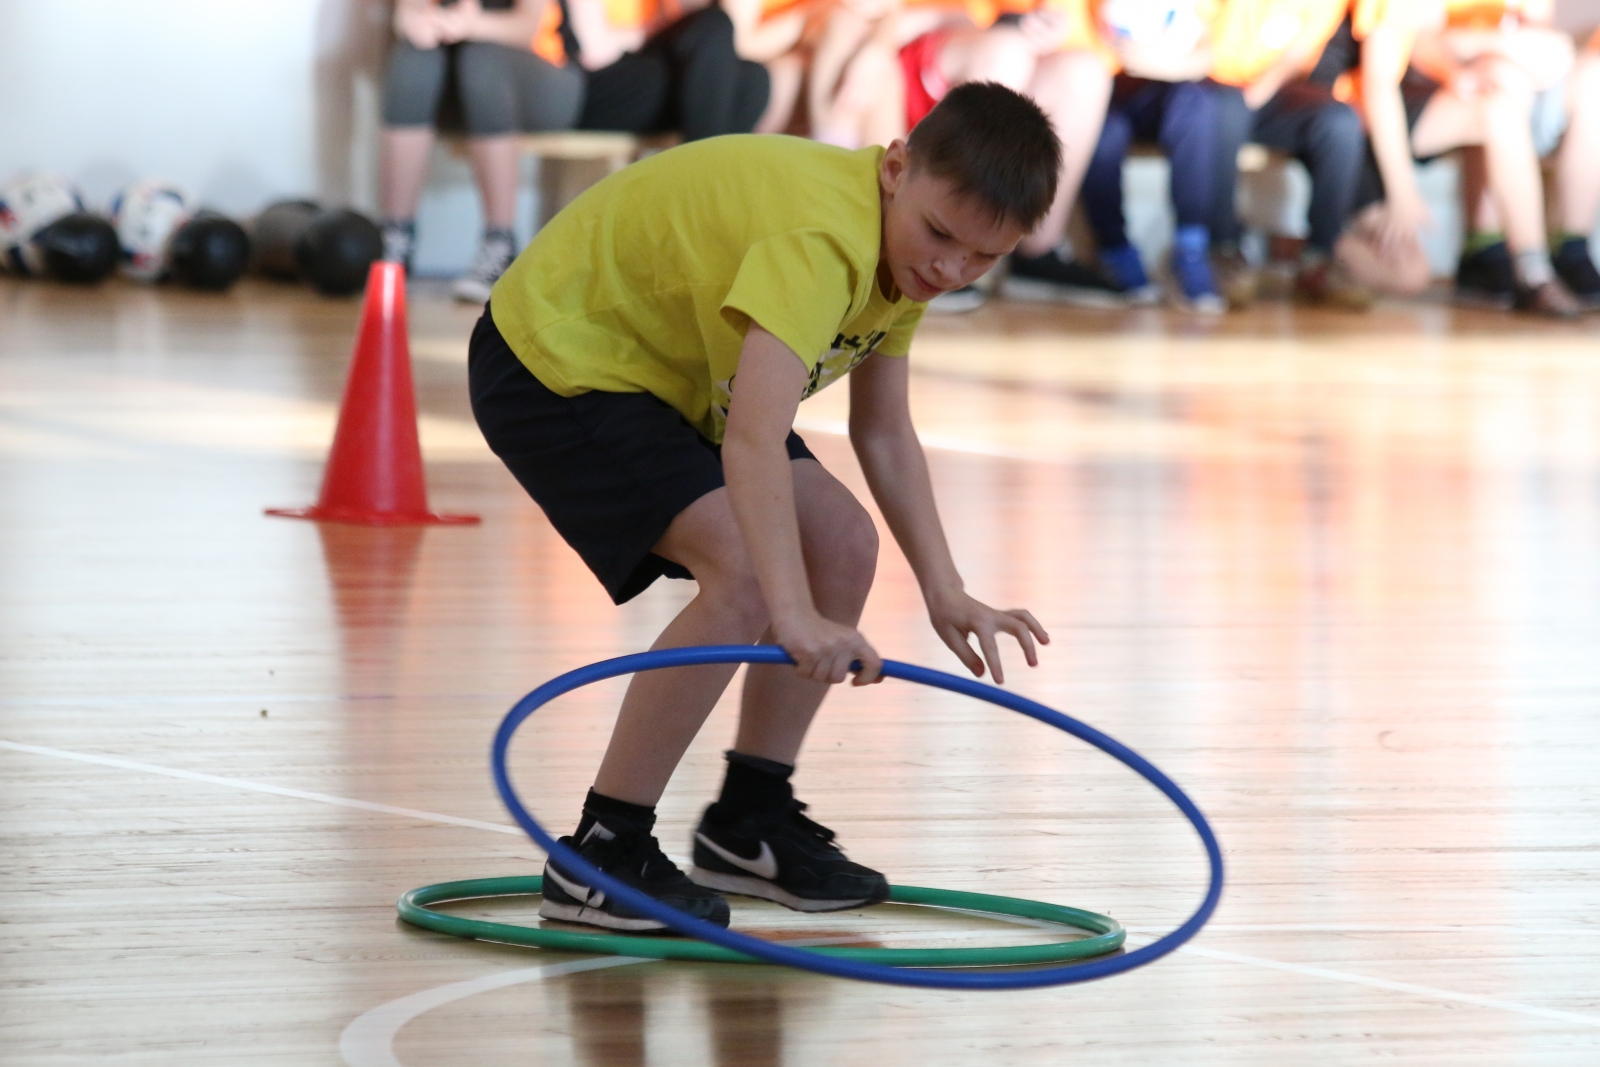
left=927, top=590, right=1049, bottom=685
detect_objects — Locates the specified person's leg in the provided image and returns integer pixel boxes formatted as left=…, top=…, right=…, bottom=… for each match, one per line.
left=1252, top=83, right=1365, bottom=257
left=588, top=487, right=771, bottom=806
left=580, top=51, right=672, bottom=133
left=1413, top=59, right=1548, bottom=274
left=1155, top=80, right=1218, bottom=238
left=1251, top=83, right=1378, bottom=305
left=1554, top=46, right=1600, bottom=305
left=1079, top=83, right=1136, bottom=254
left=379, top=39, right=448, bottom=266
left=1208, top=82, right=1252, bottom=252
left=733, top=461, right=878, bottom=764
left=756, top=51, right=804, bottom=134
left=593, top=458, right=877, bottom=799
left=996, top=48, right=1117, bottom=303
left=807, top=4, right=881, bottom=146
left=1559, top=48, right=1600, bottom=236
left=1013, top=49, right=1112, bottom=257
left=1151, top=79, right=1223, bottom=310
left=646, top=7, right=766, bottom=139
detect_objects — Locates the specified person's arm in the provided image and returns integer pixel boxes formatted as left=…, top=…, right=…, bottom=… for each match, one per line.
left=440, top=0, right=552, bottom=48
left=395, top=0, right=447, bottom=49
left=724, top=0, right=811, bottom=63
left=562, top=0, right=646, bottom=69
left=1360, top=10, right=1430, bottom=249
left=722, top=325, right=886, bottom=685
left=847, top=351, right=1047, bottom=684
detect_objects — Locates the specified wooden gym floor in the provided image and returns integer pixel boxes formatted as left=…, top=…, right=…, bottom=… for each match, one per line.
left=3, top=275, right=1599, bottom=1065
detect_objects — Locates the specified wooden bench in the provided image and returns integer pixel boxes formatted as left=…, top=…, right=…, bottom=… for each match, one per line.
left=450, top=131, right=681, bottom=226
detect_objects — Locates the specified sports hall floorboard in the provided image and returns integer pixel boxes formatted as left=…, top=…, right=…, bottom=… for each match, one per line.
left=2, top=276, right=1599, bottom=1065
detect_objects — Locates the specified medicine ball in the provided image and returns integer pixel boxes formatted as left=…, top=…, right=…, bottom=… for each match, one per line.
left=294, top=208, right=383, bottom=296
left=252, top=199, right=319, bottom=280
left=111, top=181, right=192, bottom=281
left=32, top=213, right=120, bottom=283
left=171, top=212, right=251, bottom=291
left=0, top=173, right=83, bottom=275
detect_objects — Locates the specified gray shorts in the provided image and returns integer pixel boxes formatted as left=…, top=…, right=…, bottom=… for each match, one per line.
left=382, top=39, right=584, bottom=136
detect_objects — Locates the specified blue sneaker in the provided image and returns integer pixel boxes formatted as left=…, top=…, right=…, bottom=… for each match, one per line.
left=1098, top=244, right=1160, bottom=306
left=1169, top=225, right=1225, bottom=314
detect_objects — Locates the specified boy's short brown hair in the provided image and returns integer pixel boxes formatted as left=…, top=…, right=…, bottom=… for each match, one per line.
left=906, top=82, right=1062, bottom=231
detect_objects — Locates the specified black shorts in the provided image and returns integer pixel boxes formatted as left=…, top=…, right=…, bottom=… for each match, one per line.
left=467, top=306, right=816, bottom=604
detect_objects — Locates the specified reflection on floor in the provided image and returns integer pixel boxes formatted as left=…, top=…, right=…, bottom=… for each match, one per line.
left=2, top=277, right=1599, bottom=1065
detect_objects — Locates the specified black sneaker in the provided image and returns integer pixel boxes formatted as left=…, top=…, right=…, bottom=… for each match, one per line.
left=1553, top=236, right=1600, bottom=310
left=1002, top=248, right=1128, bottom=308
left=689, top=799, right=889, bottom=912
left=1455, top=241, right=1515, bottom=310
left=540, top=820, right=731, bottom=932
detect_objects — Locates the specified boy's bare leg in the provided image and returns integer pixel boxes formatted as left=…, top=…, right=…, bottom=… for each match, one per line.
left=591, top=460, right=878, bottom=803
left=736, top=459, right=878, bottom=764
left=591, top=489, right=771, bottom=807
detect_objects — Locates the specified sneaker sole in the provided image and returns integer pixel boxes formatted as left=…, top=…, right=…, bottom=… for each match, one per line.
left=538, top=898, right=672, bottom=932
left=1000, top=276, right=1127, bottom=309
left=688, top=867, right=882, bottom=912
left=451, top=280, right=493, bottom=304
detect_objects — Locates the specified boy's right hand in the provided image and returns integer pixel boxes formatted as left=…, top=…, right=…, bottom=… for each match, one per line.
left=777, top=612, right=884, bottom=687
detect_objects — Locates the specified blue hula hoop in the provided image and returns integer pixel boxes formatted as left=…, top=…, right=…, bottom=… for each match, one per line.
left=493, top=645, right=1223, bottom=989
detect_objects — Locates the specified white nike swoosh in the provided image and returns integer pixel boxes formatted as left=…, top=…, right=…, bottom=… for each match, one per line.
left=696, top=833, right=779, bottom=880
left=544, top=865, right=596, bottom=905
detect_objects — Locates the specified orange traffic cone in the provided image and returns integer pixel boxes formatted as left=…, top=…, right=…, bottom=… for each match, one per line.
left=267, top=262, right=480, bottom=526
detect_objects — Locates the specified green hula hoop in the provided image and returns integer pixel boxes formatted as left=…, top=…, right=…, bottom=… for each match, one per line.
left=399, top=876, right=1125, bottom=967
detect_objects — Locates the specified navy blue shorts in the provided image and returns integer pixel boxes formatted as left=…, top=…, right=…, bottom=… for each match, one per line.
left=468, top=306, right=816, bottom=604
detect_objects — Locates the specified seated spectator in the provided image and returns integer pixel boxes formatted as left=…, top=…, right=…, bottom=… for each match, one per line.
left=566, top=0, right=771, bottom=141
left=380, top=0, right=585, bottom=302
left=722, top=0, right=823, bottom=132
left=1208, top=0, right=1374, bottom=309
left=805, top=0, right=986, bottom=150
left=1070, top=0, right=1228, bottom=312
left=814, top=0, right=1114, bottom=309
left=1427, top=4, right=1597, bottom=310
left=1553, top=29, right=1600, bottom=308
left=1335, top=0, right=1581, bottom=315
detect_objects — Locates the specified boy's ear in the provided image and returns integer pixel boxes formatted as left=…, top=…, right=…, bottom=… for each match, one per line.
left=879, top=140, right=910, bottom=197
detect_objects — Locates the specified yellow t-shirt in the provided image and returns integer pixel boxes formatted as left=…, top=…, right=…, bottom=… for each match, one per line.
left=490, top=135, right=926, bottom=444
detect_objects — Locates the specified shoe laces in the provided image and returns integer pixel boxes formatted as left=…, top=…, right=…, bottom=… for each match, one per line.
left=585, top=824, right=683, bottom=885
left=780, top=800, right=842, bottom=851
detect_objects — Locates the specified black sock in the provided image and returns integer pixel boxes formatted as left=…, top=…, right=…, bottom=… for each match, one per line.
left=712, top=750, right=794, bottom=817
left=576, top=788, right=656, bottom=839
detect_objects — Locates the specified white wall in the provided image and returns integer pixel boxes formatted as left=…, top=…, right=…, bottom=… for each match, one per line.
left=2, top=0, right=1596, bottom=278
left=0, top=0, right=504, bottom=274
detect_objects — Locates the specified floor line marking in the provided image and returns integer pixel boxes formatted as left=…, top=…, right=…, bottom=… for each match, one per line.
left=340, top=932, right=908, bottom=1067
left=0, top=739, right=520, bottom=836
left=10, top=737, right=1598, bottom=1033
left=1121, top=936, right=1600, bottom=1029
left=339, top=957, right=647, bottom=1067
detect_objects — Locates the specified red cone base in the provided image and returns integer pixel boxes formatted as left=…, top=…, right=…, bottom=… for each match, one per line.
left=267, top=261, right=480, bottom=526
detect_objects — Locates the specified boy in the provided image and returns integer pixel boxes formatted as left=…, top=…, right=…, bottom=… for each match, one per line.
left=469, top=82, right=1058, bottom=930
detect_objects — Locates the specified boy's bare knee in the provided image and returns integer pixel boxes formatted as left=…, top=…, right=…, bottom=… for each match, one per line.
left=826, top=508, right=879, bottom=596
left=700, top=563, right=770, bottom=633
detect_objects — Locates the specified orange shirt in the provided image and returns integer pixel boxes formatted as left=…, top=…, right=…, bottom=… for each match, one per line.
left=1209, top=0, right=1398, bottom=86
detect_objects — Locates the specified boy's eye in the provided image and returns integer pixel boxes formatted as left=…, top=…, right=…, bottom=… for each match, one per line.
left=928, top=224, right=951, bottom=240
